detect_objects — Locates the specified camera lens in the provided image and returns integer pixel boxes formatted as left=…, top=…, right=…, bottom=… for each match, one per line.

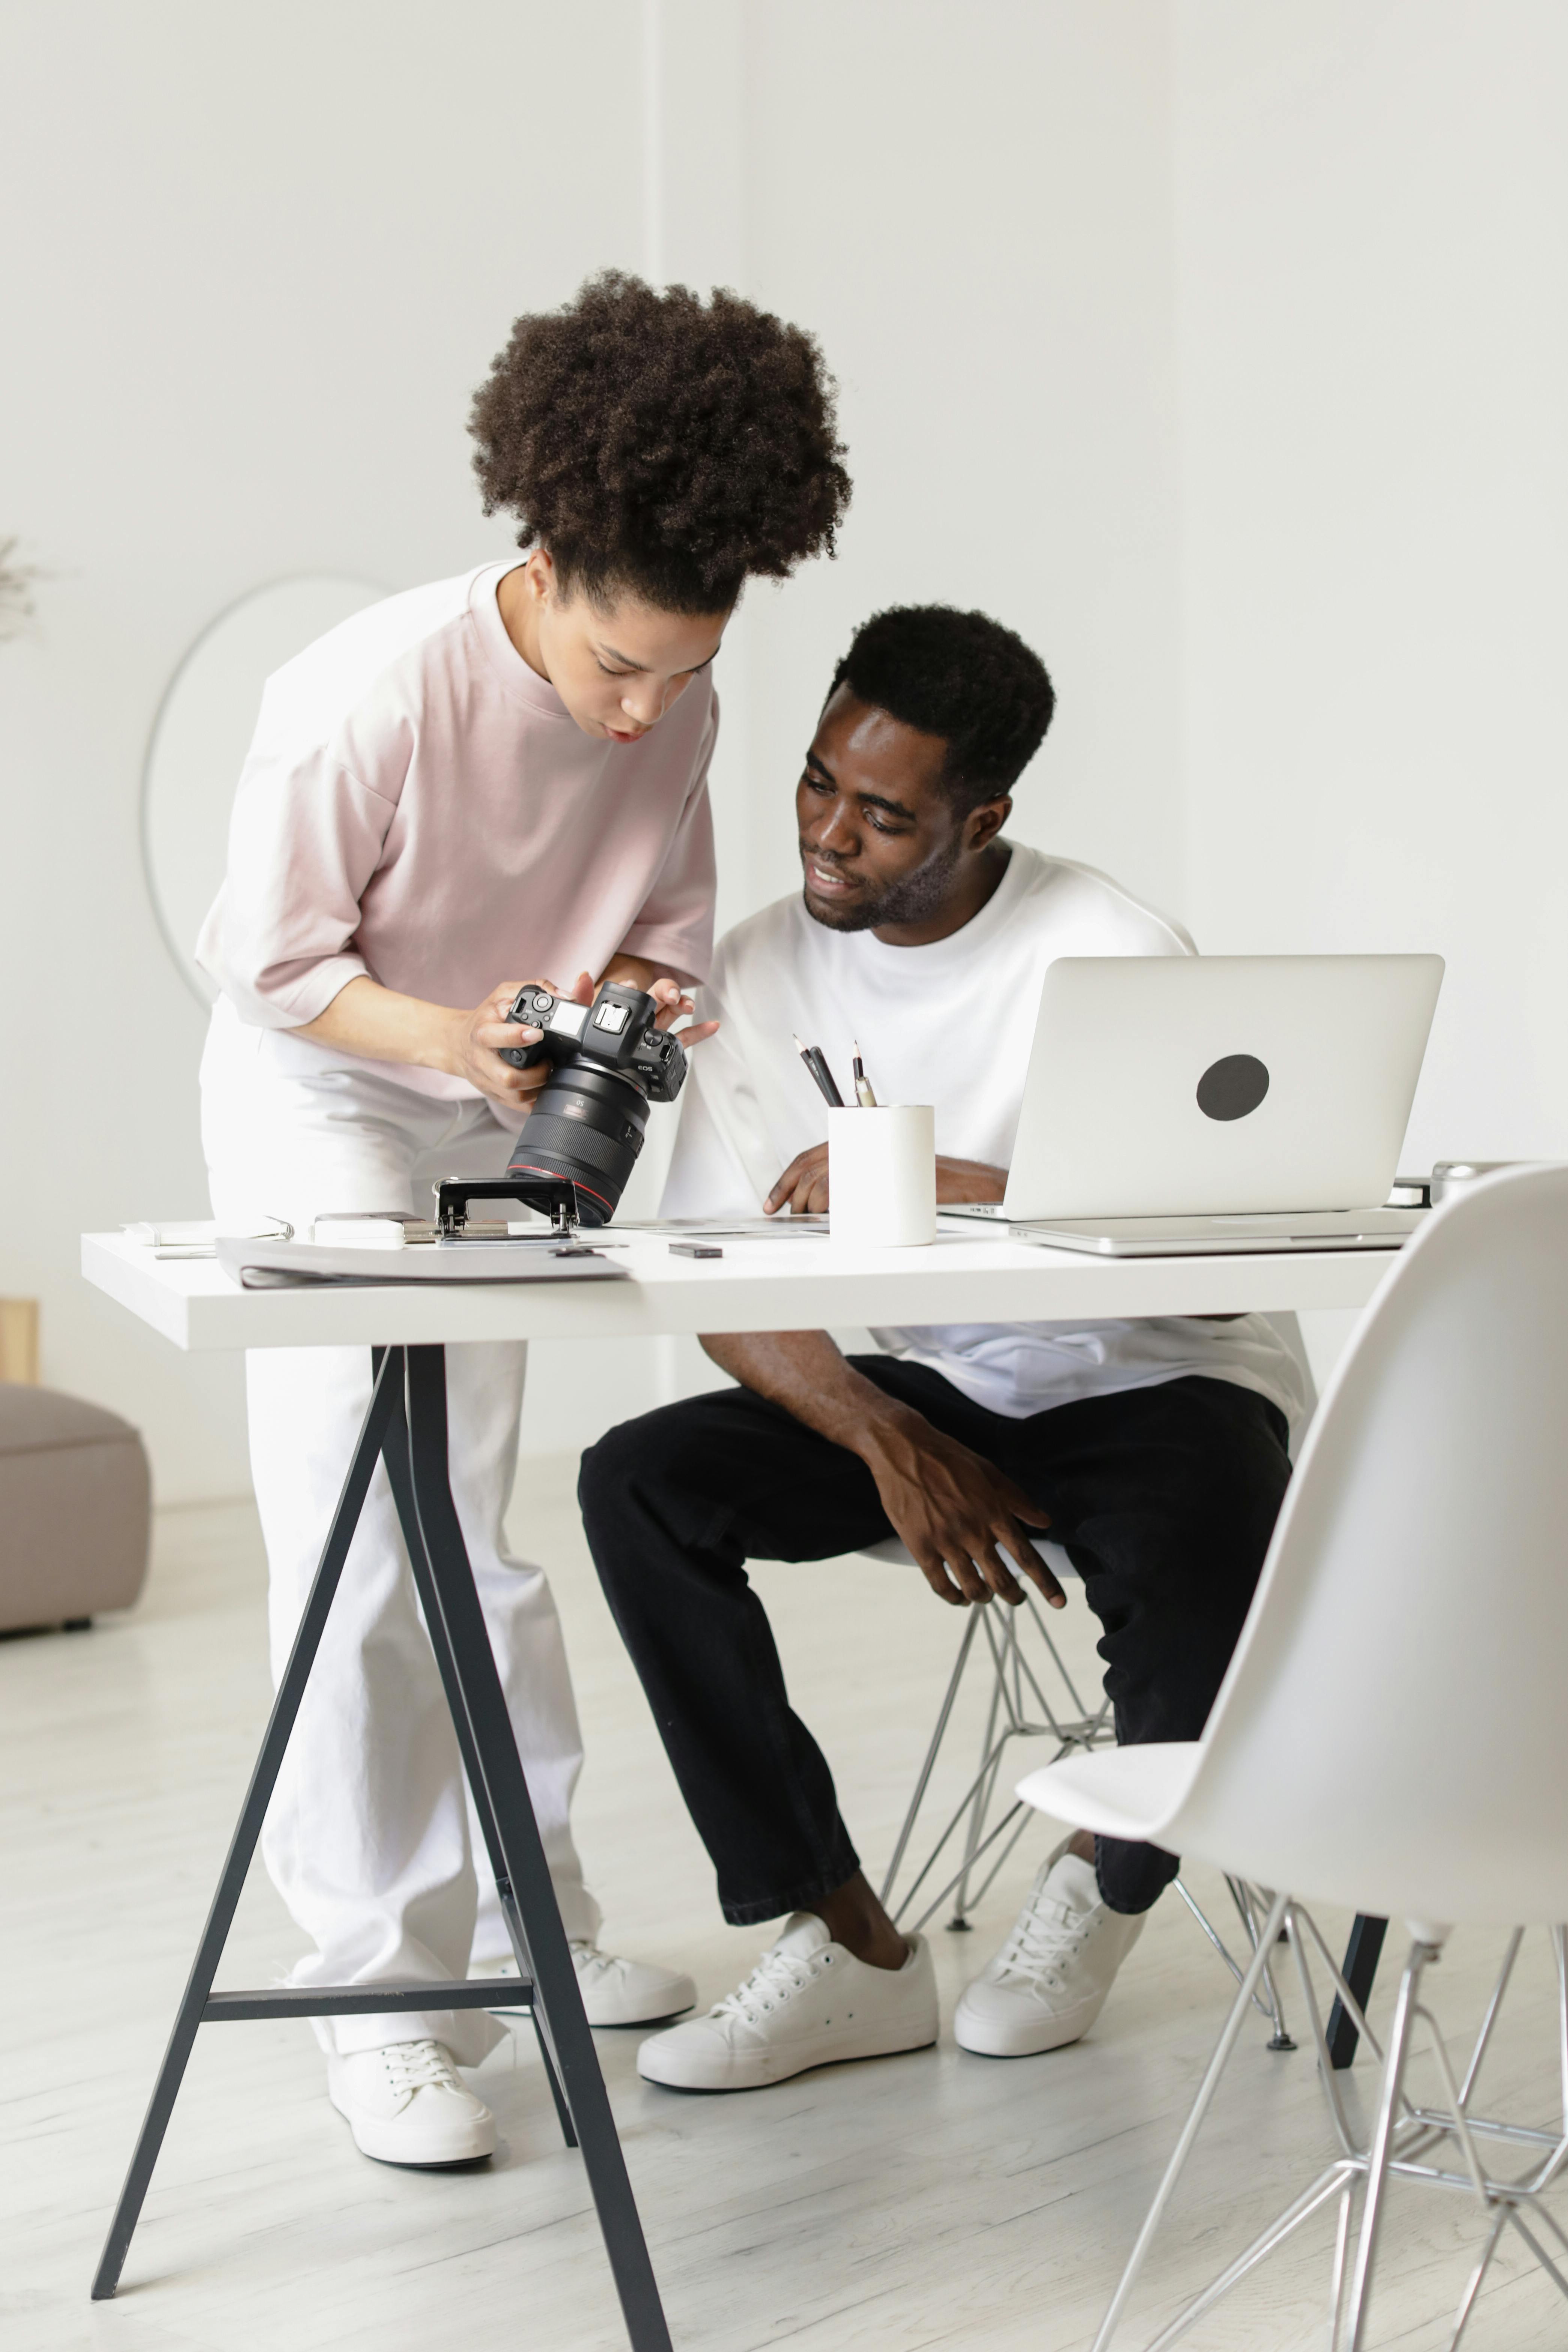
left=504, top=1064, right=649, bottom=1227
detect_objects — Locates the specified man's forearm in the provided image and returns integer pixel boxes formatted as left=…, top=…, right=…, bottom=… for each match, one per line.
left=700, top=1330, right=919, bottom=1465
left=699, top=1328, right=1061, bottom=1609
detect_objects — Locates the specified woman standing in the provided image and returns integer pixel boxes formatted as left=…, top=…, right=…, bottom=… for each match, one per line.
left=197, top=273, right=850, bottom=2167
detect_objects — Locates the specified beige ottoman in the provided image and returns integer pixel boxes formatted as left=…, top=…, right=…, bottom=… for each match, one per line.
left=0, top=1384, right=151, bottom=1633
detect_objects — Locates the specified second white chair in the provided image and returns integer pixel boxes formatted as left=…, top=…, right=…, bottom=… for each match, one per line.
left=1018, top=1164, right=1568, bottom=2351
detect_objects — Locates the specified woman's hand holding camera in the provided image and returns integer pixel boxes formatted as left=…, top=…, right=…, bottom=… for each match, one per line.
left=453, top=977, right=565, bottom=1117
left=296, top=959, right=714, bottom=1123
left=457, top=963, right=716, bottom=1120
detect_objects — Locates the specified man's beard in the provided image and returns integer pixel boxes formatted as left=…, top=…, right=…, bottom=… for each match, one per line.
left=800, top=836, right=963, bottom=932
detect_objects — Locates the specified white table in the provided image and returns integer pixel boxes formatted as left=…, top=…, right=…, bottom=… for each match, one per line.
left=80, top=1223, right=1396, bottom=2347
left=83, top=1221, right=1392, bottom=1351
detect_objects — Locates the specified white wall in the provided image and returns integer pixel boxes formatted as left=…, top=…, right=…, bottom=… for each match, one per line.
left=0, top=1, right=645, bottom=1493
left=1172, top=0, right=1568, bottom=1175
left=2, top=1, right=1187, bottom=1495
left=737, top=0, right=1184, bottom=927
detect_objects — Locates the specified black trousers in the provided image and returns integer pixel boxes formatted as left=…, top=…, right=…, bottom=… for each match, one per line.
left=579, top=1362, right=1291, bottom=1920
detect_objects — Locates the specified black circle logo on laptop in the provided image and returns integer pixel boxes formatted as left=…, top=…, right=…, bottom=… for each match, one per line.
left=1196, top=1053, right=1270, bottom=1121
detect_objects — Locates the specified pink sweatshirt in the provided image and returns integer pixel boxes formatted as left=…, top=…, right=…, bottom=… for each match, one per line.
left=197, top=562, right=717, bottom=1098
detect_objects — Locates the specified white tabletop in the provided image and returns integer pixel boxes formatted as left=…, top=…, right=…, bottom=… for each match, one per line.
left=82, top=1225, right=1395, bottom=1353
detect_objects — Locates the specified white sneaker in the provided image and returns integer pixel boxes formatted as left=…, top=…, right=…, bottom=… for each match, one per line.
left=327, top=2039, right=496, bottom=2165
left=476, top=1942, right=697, bottom=2027
left=636, top=1912, right=938, bottom=2092
left=954, top=1838, right=1147, bottom=2058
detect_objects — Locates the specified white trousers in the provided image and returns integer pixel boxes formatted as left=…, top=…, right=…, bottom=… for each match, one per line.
left=200, top=1001, right=599, bottom=2061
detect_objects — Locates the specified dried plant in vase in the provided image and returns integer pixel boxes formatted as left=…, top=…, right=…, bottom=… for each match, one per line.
left=0, top=537, right=40, bottom=641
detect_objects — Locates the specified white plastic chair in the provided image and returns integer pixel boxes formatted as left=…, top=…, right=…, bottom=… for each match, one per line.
left=1017, top=1165, right=1568, bottom=2352
left=867, top=1315, right=1315, bottom=2050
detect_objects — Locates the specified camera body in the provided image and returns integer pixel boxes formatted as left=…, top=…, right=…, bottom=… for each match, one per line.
left=500, top=981, right=687, bottom=1102
left=500, top=981, right=688, bottom=1227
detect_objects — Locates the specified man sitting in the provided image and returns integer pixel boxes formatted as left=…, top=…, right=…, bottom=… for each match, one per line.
left=578, top=605, right=1304, bottom=2091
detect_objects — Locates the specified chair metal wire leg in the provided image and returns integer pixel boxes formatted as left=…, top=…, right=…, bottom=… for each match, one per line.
left=881, top=1584, right=1115, bottom=1929
left=1457, top=1927, right=1523, bottom=2110
left=1140, top=2164, right=1353, bottom=2352
left=1171, top=1876, right=1293, bottom=2046
left=951, top=1617, right=1012, bottom=1923
left=1446, top=2206, right=1509, bottom=2351
left=1088, top=1890, right=1290, bottom=2352
left=1094, top=1905, right=1568, bottom=2352
left=877, top=1612, right=980, bottom=1908
left=1506, top=2209, right=1568, bottom=2304
left=1341, top=1935, right=1437, bottom=2352
left=1329, top=2180, right=1359, bottom=2348
left=1226, top=1877, right=1295, bottom=2051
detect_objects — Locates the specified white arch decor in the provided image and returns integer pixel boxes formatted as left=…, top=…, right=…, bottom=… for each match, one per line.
left=141, top=574, right=385, bottom=1004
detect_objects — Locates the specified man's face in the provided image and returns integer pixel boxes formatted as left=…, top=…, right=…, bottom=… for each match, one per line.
left=798, top=686, right=981, bottom=933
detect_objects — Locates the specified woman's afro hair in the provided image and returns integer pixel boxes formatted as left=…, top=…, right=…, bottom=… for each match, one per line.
left=831, top=605, right=1056, bottom=808
left=469, top=271, right=852, bottom=614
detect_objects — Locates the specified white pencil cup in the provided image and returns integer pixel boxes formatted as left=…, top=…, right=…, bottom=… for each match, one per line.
left=828, top=1105, right=937, bottom=1247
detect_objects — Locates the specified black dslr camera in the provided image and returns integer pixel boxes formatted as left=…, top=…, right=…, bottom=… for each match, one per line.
left=498, top=980, right=688, bottom=1226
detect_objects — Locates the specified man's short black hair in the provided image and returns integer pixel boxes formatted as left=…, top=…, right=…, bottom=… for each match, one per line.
left=829, top=605, right=1055, bottom=809
left=470, top=271, right=851, bottom=615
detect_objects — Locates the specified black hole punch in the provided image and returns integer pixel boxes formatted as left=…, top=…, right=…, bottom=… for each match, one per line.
left=1196, top=1053, right=1270, bottom=1122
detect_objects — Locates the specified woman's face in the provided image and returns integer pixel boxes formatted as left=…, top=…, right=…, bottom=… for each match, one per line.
left=500, top=552, right=730, bottom=743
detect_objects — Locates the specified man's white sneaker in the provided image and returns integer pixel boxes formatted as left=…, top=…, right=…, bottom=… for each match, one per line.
left=954, top=1838, right=1147, bottom=2058
left=636, top=1913, right=937, bottom=2092
left=327, top=2039, right=496, bottom=2165
left=477, top=1943, right=697, bottom=2027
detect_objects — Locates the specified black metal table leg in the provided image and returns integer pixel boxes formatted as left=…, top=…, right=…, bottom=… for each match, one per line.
left=1327, top=1914, right=1388, bottom=2069
left=379, top=1377, right=577, bottom=2152
left=91, top=1341, right=674, bottom=2351
left=92, top=1350, right=405, bottom=2301
left=401, top=1345, right=673, bottom=2352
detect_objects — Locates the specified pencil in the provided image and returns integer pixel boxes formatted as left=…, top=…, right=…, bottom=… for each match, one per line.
left=793, top=1034, right=845, bottom=1108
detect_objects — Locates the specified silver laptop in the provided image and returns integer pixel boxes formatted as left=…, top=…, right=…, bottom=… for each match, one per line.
left=944, top=953, right=1443, bottom=1255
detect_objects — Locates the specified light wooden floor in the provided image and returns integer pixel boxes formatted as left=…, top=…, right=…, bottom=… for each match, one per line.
left=4, top=1468, right=1565, bottom=2352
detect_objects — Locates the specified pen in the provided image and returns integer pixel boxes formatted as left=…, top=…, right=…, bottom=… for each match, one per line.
left=852, top=1043, right=878, bottom=1109
left=793, top=1034, right=844, bottom=1108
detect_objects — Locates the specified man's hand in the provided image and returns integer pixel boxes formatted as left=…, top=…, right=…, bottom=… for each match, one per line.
left=765, top=1144, right=831, bottom=1216
left=765, top=1150, right=1008, bottom=1217
left=859, top=1407, right=1059, bottom=1609
left=599, top=954, right=719, bottom=1049
left=698, top=1329, right=1061, bottom=1610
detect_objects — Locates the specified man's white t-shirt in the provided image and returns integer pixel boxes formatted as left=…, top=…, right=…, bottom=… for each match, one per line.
left=661, top=843, right=1306, bottom=1429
